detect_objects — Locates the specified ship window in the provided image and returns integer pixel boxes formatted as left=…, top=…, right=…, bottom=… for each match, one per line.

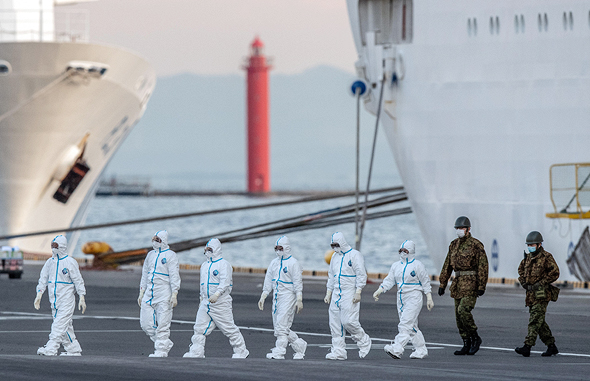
left=468, top=19, right=472, bottom=36
left=0, top=60, right=11, bottom=76
left=544, top=13, right=549, bottom=31
left=563, top=12, right=568, bottom=30
left=473, top=18, right=478, bottom=35
left=515, top=15, right=519, bottom=33
left=538, top=13, right=542, bottom=31
left=569, top=12, right=574, bottom=30
left=490, top=16, right=500, bottom=35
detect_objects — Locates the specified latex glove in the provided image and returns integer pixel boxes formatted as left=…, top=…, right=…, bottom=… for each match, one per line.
left=324, top=290, right=332, bottom=304
left=426, top=293, right=434, bottom=311
left=34, top=291, right=43, bottom=310
left=209, top=291, right=221, bottom=304
left=352, top=289, right=362, bottom=304
left=477, top=289, right=485, bottom=297
left=137, top=289, right=145, bottom=307
left=373, top=287, right=384, bottom=301
left=438, top=287, right=445, bottom=296
left=170, top=292, right=178, bottom=308
left=258, top=292, right=268, bottom=311
left=78, top=295, right=86, bottom=314
left=296, top=293, right=303, bottom=314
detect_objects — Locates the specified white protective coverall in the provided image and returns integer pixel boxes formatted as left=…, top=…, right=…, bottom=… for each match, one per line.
left=262, top=236, right=307, bottom=359
left=184, top=238, right=249, bottom=358
left=377, top=240, right=432, bottom=359
left=140, top=230, right=181, bottom=357
left=36, top=235, right=86, bottom=356
left=326, top=232, right=371, bottom=360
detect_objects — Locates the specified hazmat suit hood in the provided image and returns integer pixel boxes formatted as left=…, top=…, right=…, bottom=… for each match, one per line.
left=399, top=240, right=416, bottom=261
left=52, top=235, right=68, bottom=258
left=331, top=232, right=352, bottom=254
left=275, top=235, right=292, bottom=259
left=152, top=230, right=170, bottom=251
left=205, top=238, right=222, bottom=261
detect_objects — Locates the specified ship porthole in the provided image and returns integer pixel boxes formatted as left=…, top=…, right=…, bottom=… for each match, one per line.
left=0, top=60, right=11, bottom=76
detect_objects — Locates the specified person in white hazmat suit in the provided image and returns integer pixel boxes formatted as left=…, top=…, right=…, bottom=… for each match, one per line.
left=324, top=232, right=372, bottom=360
left=372, top=240, right=434, bottom=359
left=138, top=230, right=181, bottom=357
left=34, top=235, right=86, bottom=356
left=258, top=236, right=308, bottom=359
left=183, top=238, right=249, bottom=359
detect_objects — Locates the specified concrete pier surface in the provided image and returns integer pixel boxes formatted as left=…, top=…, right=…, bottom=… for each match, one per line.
left=0, top=264, right=588, bottom=380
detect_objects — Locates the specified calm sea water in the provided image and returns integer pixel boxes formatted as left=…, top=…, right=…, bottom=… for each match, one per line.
left=71, top=192, right=435, bottom=274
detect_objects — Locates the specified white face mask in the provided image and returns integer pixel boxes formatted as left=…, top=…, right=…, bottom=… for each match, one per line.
left=152, top=241, right=160, bottom=250
left=52, top=248, right=59, bottom=257
left=456, top=229, right=466, bottom=238
left=275, top=250, right=283, bottom=257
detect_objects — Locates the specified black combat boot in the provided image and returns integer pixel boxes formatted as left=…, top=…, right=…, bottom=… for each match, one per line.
left=515, top=344, right=531, bottom=357
left=454, top=338, right=471, bottom=355
left=467, top=332, right=482, bottom=355
left=541, top=343, right=559, bottom=357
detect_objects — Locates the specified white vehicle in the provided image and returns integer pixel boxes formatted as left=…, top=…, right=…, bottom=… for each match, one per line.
left=0, top=246, right=23, bottom=278
left=0, top=0, right=156, bottom=254
left=346, top=0, right=590, bottom=282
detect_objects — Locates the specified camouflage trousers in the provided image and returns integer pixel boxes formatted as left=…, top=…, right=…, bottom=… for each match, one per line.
left=525, top=301, right=555, bottom=347
left=454, top=296, right=478, bottom=339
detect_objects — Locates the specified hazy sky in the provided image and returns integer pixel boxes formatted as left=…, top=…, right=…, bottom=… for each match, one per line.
left=69, top=0, right=358, bottom=76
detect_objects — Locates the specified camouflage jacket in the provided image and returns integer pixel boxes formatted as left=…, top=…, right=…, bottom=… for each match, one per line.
left=439, top=233, right=489, bottom=299
left=518, top=247, right=560, bottom=307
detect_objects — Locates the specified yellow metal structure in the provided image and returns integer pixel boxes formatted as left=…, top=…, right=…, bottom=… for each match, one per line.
left=547, top=163, right=590, bottom=219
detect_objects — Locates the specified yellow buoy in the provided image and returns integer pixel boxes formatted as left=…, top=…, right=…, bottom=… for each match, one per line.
left=324, top=249, right=335, bottom=265
left=82, top=241, right=113, bottom=255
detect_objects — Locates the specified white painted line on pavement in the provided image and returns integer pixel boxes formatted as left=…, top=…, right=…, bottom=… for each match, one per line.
left=2, top=312, right=589, bottom=358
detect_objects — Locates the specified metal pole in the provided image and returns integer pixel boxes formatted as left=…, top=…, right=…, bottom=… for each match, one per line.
left=39, top=0, right=43, bottom=42
left=358, top=75, right=386, bottom=250
left=354, top=88, right=361, bottom=249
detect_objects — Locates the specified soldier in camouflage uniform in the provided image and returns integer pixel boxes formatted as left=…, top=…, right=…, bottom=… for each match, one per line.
left=515, top=231, right=560, bottom=357
left=438, top=216, right=488, bottom=356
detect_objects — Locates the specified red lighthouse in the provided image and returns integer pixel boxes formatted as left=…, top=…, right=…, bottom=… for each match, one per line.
left=244, top=36, right=271, bottom=193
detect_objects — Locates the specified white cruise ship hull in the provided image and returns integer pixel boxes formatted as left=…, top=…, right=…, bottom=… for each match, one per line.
left=347, top=0, right=590, bottom=281
left=0, top=42, right=155, bottom=253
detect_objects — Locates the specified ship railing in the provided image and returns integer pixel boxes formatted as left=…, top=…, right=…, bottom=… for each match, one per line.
left=0, top=9, right=89, bottom=43
left=547, top=163, right=590, bottom=219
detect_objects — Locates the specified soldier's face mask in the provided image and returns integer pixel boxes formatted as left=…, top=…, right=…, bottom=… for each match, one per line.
left=456, top=228, right=466, bottom=238
left=527, top=244, right=538, bottom=253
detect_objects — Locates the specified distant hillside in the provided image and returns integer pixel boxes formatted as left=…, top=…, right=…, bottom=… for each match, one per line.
left=105, top=66, right=400, bottom=190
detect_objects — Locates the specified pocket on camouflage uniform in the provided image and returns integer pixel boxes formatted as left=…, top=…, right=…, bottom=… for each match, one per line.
left=534, top=285, right=546, bottom=300
left=549, top=285, right=559, bottom=302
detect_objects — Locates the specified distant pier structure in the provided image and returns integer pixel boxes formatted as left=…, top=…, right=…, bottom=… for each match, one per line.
left=243, top=37, right=271, bottom=193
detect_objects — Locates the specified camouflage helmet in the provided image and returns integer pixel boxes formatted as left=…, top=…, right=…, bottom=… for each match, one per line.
left=454, top=216, right=471, bottom=229
left=526, top=231, right=543, bottom=244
